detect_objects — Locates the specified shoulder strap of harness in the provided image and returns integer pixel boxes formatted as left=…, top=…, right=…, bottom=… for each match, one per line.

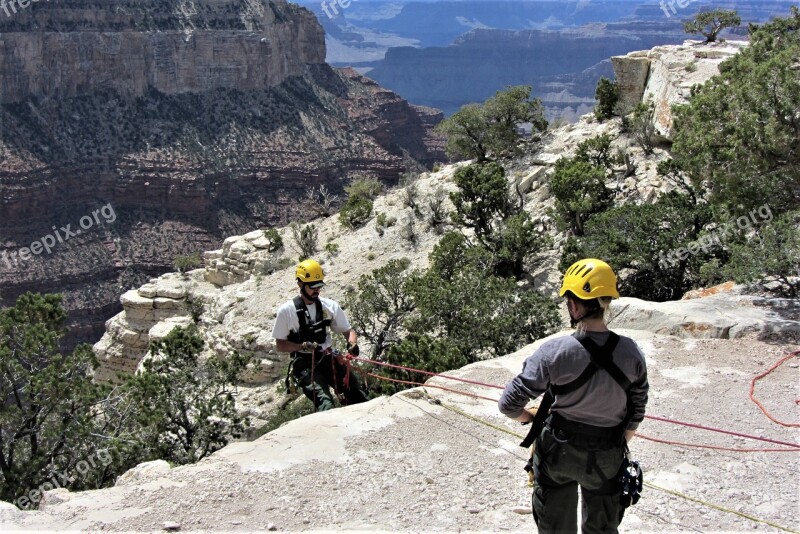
left=293, top=295, right=325, bottom=332
left=520, top=332, right=626, bottom=448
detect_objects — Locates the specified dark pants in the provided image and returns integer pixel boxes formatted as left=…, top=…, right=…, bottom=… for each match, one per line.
left=532, top=423, right=626, bottom=534
left=292, top=352, right=368, bottom=411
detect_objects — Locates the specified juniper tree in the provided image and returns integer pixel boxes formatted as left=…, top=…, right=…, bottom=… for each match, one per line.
left=0, top=293, right=108, bottom=506
left=673, top=8, right=800, bottom=214
left=683, top=9, right=741, bottom=43
left=436, top=86, right=547, bottom=162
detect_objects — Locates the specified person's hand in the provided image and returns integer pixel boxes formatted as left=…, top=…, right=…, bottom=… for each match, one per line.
left=301, top=341, right=318, bottom=351
left=624, top=429, right=636, bottom=443
left=347, top=343, right=359, bottom=357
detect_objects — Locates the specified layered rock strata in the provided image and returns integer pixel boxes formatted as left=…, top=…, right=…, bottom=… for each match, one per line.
left=612, top=41, right=746, bottom=140
left=0, top=0, right=445, bottom=349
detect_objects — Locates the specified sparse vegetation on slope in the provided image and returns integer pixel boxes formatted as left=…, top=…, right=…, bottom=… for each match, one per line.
left=566, top=8, right=800, bottom=299
left=0, top=294, right=253, bottom=509
left=435, top=86, right=547, bottom=162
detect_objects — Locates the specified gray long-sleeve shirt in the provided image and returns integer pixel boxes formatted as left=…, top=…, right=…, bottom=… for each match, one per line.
left=498, top=331, right=649, bottom=430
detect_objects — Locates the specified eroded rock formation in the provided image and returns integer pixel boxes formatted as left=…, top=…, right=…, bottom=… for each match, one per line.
left=0, top=0, right=445, bottom=348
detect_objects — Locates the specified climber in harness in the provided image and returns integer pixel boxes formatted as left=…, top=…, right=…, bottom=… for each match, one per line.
left=272, top=259, right=369, bottom=411
left=498, top=258, right=649, bottom=534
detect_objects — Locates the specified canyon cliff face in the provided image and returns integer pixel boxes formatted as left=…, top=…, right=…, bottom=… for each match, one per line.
left=0, top=0, right=445, bottom=348
left=365, top=21, right=696, bottom=118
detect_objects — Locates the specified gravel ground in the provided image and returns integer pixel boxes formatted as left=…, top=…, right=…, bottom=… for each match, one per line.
left=5, top=331, right=799, bottom=533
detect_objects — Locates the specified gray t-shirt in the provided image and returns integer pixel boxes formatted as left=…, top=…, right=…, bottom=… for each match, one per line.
left=498, top=331, right=648, bottom=430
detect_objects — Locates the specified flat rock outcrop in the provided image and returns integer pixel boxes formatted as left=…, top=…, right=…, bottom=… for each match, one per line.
left=611, top=293, right=800, bottom=339
left=612, top=40, right=746, bottom=139
left=7, top=330, right=799, bottom=532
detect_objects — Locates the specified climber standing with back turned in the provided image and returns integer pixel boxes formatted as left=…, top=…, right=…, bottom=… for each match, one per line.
left=499, top=258, right=649, bottom=534
left=272, top=259, right=368, bottom=411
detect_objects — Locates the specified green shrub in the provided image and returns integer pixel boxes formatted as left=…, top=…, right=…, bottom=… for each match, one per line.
left=174, top=252, right=202, bottom=274
left=324, top=242, right=340, bottom=255
left=263, top=228, right=283, bottom=252
left=683, top=9, right=741, bottom=42
left=576, top=192, right=713, bottom=301
left=451, top=162, right=545, bottom=278
left=340, top=195, right=373, bottom=229
left=549, top=158, right=612, bottom=236
left=344, top=258, right=416, bottom=358
left=290, top=223, right=318, bottom=260
left=185, top=295, right=205, bottom=323
left=594, top=77, right=619, bottom=121
left=722, top=210, right=800, bottom=297
left=574, top=134, right=621, bottom=172
left=345, top=175, right=383, bottom=201
left=630, top=101, right=656, bottom=154
left=435, top=86, right=547, bottom=162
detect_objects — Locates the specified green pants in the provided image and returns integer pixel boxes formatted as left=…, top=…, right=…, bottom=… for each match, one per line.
left=292, top=353, right=368, bottom=411
left=532, top=424, right=626, bottom=534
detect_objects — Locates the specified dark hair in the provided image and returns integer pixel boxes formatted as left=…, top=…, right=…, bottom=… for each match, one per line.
left=565, top=292, right=605, bottom=322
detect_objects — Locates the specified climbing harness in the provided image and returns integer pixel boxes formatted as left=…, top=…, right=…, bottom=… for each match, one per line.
left=519, top=332, right=626, bottom=448
left=287, top=295, right=331, bottom=346
left=517, top=333, right=642, bottom=506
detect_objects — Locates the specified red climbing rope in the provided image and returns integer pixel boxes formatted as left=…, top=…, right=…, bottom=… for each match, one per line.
left=637, top=432, right=800, bottom=452
left=644, top=414, right=800, bottom=449
left=349, top=355, right=504, bottom=390
left=349, top=349, right=800, bottom=450
left=749, top=350, right=800, bottom=428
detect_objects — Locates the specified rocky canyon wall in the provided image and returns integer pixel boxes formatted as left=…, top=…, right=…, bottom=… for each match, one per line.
left=0, top=0, right=445, bottom=348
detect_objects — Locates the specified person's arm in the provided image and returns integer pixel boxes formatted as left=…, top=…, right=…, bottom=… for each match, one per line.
left=498, top=347, right=550, bottom=421
left=625, top=348, right=649, bottom=443
left=342, top=328, right=357, bottom=346
left=329, top=300, right=359, bottom=354
left=275, top=338, right=314, bottom=354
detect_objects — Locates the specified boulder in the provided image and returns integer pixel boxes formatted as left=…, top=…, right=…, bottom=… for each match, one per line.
left=115, top=460, right=172, bottom=487
left=610, top=295, right=800, bottom=339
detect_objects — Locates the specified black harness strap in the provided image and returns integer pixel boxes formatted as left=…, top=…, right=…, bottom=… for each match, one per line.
left=520, top=332, right=627, bottom=448
left=293, top=295, right=322, bottom=333
left=289, top=296, right=331, bottom=347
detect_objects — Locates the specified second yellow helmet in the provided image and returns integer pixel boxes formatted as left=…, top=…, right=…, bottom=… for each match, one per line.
left=296, top=259, right=325, bottom=286
left=559, top=258, right=619, bottom=300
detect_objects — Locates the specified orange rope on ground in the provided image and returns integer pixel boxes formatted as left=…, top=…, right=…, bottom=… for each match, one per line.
left=749, top=351, right=800, bottom=428
left=361, top=371, right=500, bottom=403
left=350, top=349, right=800, bottom=451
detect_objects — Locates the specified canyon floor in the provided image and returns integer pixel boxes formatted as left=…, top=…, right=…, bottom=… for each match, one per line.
left=3, top=329, right=798, bottom=533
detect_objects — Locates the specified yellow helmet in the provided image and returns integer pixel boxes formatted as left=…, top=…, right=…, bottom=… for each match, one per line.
left=296, top=259, right=325, bottom=287
left=559, top=258, right=619, bottom=300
